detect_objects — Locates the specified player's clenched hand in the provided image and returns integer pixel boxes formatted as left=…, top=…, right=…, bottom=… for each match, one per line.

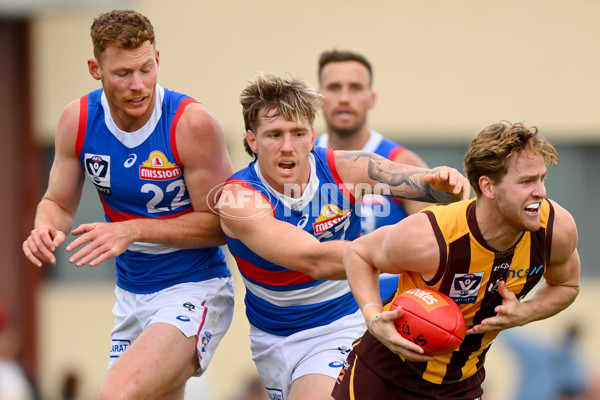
left=23, top=225, right=66, bottom=267
left=424, top=167, right=471, bottom=201
left=66, top=222, right=135, bottom=267
left=369, top=308, right=434, bottom=363
left=467, top=281, right=522, bottom=334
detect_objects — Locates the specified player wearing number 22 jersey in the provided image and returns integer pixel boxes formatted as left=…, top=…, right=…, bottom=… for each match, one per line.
left=76, top=85, right=230, bottom=293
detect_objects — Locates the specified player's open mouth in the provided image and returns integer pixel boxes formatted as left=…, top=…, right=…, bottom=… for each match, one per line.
left=524, top=202, right=540, bottom=215
left=336, top=110, right=353, bottom=119
left=128, top=96, right=146, bottom=104
left=279, top=161, right=295, bottom=170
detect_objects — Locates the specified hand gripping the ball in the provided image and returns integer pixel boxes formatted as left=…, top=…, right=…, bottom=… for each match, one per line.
left=390, top=288, right=466, bottom=356
left=368, top=308, right=435, bottom=363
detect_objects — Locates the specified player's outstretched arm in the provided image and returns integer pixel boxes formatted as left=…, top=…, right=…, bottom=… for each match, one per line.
left=332, top=150, right=470, bottom=203
left=23, top=99, right=85, bottom=267
left=423, top=167, right=471, bottom=201
left=391, top=148, right=436, bottom=215
left=219, top=182, right=349, bottom=280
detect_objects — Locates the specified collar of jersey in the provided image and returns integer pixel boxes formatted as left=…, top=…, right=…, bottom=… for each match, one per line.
left=316, top=129, right=383, bottom=153
left=100, top=84, right=164, bottom=149
left=253, top=152, right=320, bottom=212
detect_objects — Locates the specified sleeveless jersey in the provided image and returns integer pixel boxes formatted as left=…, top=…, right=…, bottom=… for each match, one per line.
left=356, top=198, right=554, bottom=385
left=225, top=147, right=361, bottom=336
left=315, top=130, right=408, bottom=235
left=76, top=85, right=230, bottom=294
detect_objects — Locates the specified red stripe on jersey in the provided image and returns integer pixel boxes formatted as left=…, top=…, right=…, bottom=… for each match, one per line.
left=234, top=255, right=315, bottom=286
left=75, top=95, right=88, bottom=158
left=170, top=97, right=198, bottom=166
left=326, top=148, right=356, bottom=204
left=99, top=196, right=192, bottom=222
left=387, top=145, right=405, bottom=161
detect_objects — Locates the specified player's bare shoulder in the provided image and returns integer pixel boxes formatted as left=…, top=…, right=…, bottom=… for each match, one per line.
left=178, top=101, right=224, bottom=142
left=386, top=212, right=440, bottom=273
left=548, top=199, right=578, bottom=260
left=54, top=98, right=83, bottom=154
left=175, top=100, right=229, bottom=170
left=218, top=181, right=275, bottom=238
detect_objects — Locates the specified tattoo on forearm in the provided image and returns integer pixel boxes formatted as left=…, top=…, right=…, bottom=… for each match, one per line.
left=345, top=153, right=458, bottom=203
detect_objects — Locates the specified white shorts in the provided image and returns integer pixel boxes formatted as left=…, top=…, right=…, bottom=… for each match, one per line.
left=109, top=277, right=235, bottom=375
left=249, top=310, right=365, bottom=400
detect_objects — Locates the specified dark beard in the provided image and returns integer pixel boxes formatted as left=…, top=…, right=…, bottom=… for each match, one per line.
left=329, top=125, right=361, bottom=139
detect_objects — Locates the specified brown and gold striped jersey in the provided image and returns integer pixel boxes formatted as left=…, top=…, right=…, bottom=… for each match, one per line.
left=379, top=198, right=554, bottom=384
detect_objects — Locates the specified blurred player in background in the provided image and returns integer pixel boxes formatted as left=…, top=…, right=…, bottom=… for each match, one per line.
left=219, top=72, right=471, bottom=400
left=22, top=9, right=234, bottom=400
left=334, top=121, right=581, bottom=400
left=502, top=323, right=588, bottom=400
left=0, top=301, right=38, bottom=400
left=316, top=49, right=434, bottom=300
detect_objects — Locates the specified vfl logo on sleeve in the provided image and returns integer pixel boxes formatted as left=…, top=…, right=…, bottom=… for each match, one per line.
left=449, top=272, right=484, bottom=304
left=84, top=153, right=112, bottom=195
left=140, top=151, right=182, bottom=181
left=312, top=205, right=352, bottom=235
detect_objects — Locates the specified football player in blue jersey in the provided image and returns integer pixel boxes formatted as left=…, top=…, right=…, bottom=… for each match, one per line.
left=218, top=72, right=471, bottom=400
left=22, top=10, right=234, bottom=400
left=316, top=49, right=435, bottom=301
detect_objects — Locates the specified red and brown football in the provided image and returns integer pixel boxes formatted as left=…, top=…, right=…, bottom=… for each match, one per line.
left=390, top=288, right=466, bottom=356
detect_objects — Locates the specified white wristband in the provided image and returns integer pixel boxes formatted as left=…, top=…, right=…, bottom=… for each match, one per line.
left=361, top=302, right=383, bottom=314
left=367, top=313, right=381, bottom=335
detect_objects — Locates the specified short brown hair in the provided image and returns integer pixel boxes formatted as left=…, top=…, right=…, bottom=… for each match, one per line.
left=90, top=9, right=155, bottom=60
left=318, top=49, right=373, bottom=87
left=240, top=72, right=323, bottom=157
left=464, top=121, right=559, bottom=196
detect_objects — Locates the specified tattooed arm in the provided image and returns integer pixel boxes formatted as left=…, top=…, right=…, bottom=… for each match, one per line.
left=332, top=151, right=471, bottom=203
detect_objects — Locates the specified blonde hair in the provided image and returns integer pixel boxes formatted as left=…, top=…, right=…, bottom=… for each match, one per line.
left=240, top=72, right=323, bottom=157
left=464, top=121, right=559, bottom=195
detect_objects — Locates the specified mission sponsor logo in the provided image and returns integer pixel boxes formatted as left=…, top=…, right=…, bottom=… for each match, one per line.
left=139, top=151, right=182, bottom=181
left=313, top=205, right=352, bottom=235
